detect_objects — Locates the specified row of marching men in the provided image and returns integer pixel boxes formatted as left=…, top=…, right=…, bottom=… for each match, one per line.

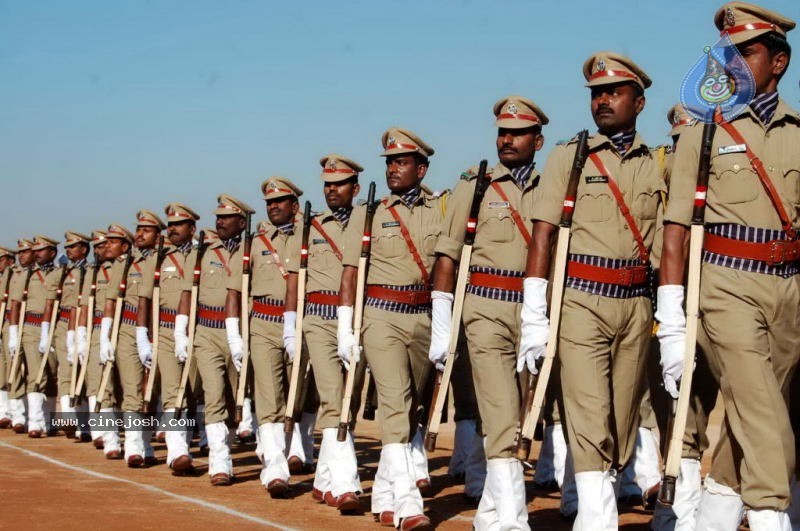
left=2, top=3, right=800, bottom=530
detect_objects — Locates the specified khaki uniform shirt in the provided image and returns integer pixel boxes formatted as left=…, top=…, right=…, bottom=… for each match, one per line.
left=123, top=250, right=157, bottom=307
left=230, top=221, right=300, bottom=301
left=307, top=211, right=347, bottom=293
left=665, top=100, right=800, bottom=229
left=8, top=265, right=29, bottom=304
left=435, top=162, right=538, bottom=272
left=534, top=133, right=665, bottom=261
left=198, top=240, right=242, bottom=308
left=159, top=246, right=196, bottom=311
left=61, top=263, right=86, bottom=310
left=81, top=258, right=126, bottom=316
left=343, top=189, right=445, bottom=286
left=25, top=264, right=60, bottom=315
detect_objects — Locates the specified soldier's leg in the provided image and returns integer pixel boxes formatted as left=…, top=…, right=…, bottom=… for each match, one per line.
left=362, top=308, right=426, bottom=524
left=116, top=325, right=150, bottom=465
left=0, top=326, right=9, bottom=426
left=250, top=320, right=291, bottom=490
left=4, top=322, right=26, bottom=429
left=699, top=269, right=798, bottom=526
left=54, top=324, right=76, bottom=436
left=193, top=325, right=234, bottom=480
left=157, top=328, right=192, bottom=470
left=463, top=296, right=528, bottom=531
left=408, top=317, right=432, bottom=490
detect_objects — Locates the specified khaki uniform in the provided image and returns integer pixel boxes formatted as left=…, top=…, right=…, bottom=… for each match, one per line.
left=20, top=264, right=60, bottom=395
left=533, top=133, right=664, bottom=473
left=156, top=244, right=202, bottom=410
left=84, top=257, right=125, bottom=405
left=115, top=250, right=156, bottom=412
left=342, top=189, right=443, bottom=445
left=665, top=101, right=800, bottom=510
left=194, top=239, right=242, bottom=426
left=227, top=221, right=299, bottom=425
left=0, top=266, right=14, bottom=391
left=53, top=262, right=86, bottom=397
left=305, top=211, right=365, bottom=429
left=5, top=265, right=28, bottom=400
left=435, top=163, right=538, bottom=459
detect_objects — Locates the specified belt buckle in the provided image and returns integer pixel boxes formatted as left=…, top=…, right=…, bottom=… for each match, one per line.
left=617, top=267, right=635, bottom=287
left=767, top=240, right=795, bottom=266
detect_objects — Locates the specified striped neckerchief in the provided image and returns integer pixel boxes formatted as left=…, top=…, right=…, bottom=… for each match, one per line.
left=750, top=91, right=779, bottom=126
left=610, top=129, right=636, bottom=157
left=276, top=222, right=295, bottom=236
left=178, top=240, right=193, bottom=255
left=332, top=206, right=353, bottom=226
left=509, top=161, right=535, bottom=189
left=222, top=234, right=241, bottom=253
left=69, top=258, right=86, bottom=269
left=400, top=186, right=422, bottom=208
left=39, top=261, right=55, bottom=274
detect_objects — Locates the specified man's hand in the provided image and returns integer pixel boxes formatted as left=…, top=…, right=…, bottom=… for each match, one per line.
left=336, top=306, right=360, bottom=370
left=517, top=277, right=550, bottom=375
left=66, top=330, right=76, bottom=364
left=135, top=326, right=152, bottom=369
left=225, top=317, right=243, bottom=372
left=7, top=325, right=18, bottom=356
left=174, top=314, right=190, bottom=363
left=655, top=285, right=687, bottom=399
left=98, top=317, right=114, bottom=364
left=428, top=291, right=453, bottom=371
left=76, top=326, right=87, bottom=364
left=38, top=322, right=51, bottom=354
left=283, top=311, right=297, bottom=362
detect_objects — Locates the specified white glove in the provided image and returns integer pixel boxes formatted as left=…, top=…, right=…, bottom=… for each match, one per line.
left=76, top=326, right=87, bottom=364
left=99, top=317, right=114, bottom=364
left=38, top=321, right=51, bottom=354
left=336, top=306, right=360, bottom=370
left=428, top=291, right=453, bottom=371
left=66, top=330, right=76, bottom=364
left=7, top=324, right=18, bottom=356
left=225, top=317, right=243, bottom=372
left=136, top=326, right=152, bottom=369
left=518, top=277, right=550, bottom=375
left=655, top=285, right=686, bottom=399
left=283, top=311, right=297, bottom=362
left=174, top=314, right=190, bottom=363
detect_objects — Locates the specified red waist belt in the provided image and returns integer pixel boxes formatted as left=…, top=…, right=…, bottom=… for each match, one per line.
left=93, top=315, right=103, bottom=327
left=251, top=299, right=283, bottom=317
left=122, top=308, right=138, bottom=323
left=366, top=286, right=431, bottom=305
left=567, top=261, right=649, bottom=287
left=158, top=309, right=176, bottom=324
left=59, top=308, right=71, bottom=323
left=197, top=307, right=227, bottom=322
left=24, top=312, right=44, bottom=325
left=469, top=272, right=524, bottom=292
left=306, top=292, right=339, bottom=306
left=703, top=232, right=800, bottom=266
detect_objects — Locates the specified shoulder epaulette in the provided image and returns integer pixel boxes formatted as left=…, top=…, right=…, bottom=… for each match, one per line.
left=460, top=165, right=494, bottom=181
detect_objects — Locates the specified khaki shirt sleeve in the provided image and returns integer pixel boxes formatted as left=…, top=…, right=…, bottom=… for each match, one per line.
left=9, top=270, right=27, bottom=302
left=138, top=257, right=156, bottom=299
left=79, top=269, right=92, bottom=303
left=663, top=125, right=702, bottom=227
left=180, top=249, right=197, bottom=292
left=45, top=269, right=61, bottom=300
left=532, top=145, right=571, bottom=226
left=434, top=179, right=473, bottom=262
left=105, top=261, right=124, bottom=300
left=342, top=205, right=367, bottom=268
left=285, top=230, right=301, bottom=273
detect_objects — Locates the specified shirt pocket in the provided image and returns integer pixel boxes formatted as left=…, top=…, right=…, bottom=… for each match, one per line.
left=710, top=155, right=760, bottom=204
left=202, top=267, right=224, bottom=289
left=374, top=231, right=406, bottom=259
left=478, top=210, right=515, bottom=243
left=782, top=168, right=800, bottom=209
left=632, top=182, right=664, bottom=220
left=576, top=190, right=615, bottom=222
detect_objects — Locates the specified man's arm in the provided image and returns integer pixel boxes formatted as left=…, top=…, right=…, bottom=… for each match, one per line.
left=431, top=256, right=456, bottom=293
left=284, top=272, right=298, bottom=312
left=659, top=223, right=690, bottom=286
left=338, top=265, right=357, bottom=307
left=525, top=221, right=558, bottom=279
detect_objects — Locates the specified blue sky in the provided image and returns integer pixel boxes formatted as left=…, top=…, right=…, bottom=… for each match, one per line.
left=1, top=0, right=798, bottom=247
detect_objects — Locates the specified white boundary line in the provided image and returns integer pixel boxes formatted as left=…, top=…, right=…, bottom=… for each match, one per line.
left=0, top=441, right=296, bottom=531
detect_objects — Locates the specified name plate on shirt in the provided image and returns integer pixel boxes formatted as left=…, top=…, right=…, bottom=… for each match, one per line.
left=487, top=201, right=509, bottom=209
left=261, top=250, right=272, bottom=256
left=164, top=266, right=177, bottom=272
left=718, top=144, right=746, bottom=155
left=381, top=221, right=400, bottom=228
left=312, top=238, right=327, bottom=245
left=585, top=175, right=608, bottom=184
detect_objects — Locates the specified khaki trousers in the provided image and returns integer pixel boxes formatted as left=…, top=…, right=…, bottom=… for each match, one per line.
left=22, top=323, right=56, bottom=395
left=304, top=314, right=365, bottom=429
left=558, top=288, right=651, bottom=473
left=362, top=306, right=431, bottom=445
left=193, top=324, right=238, bottom=426
left=156, top=325, right=202, bottom=410
left=250, top=318, right=287, bottom=424
left=450, top=329, right=479, bottom=423
left=462, top=294, right=524, bottom=459
left=54, top=321, right=73, bottom=397
left=3, top=321, right=25, bottom=399
left=86, top=324, right=116, bottom=404
left=696, top=264, right=799, bottom=510
left=116, top=324, right=145, bottom=412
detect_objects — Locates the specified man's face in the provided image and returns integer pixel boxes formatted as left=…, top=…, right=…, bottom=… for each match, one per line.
left=324, top=180, right=360, bottom=210
left=167, top=220, right=196, bottom=247
left=104, top=238, right=129, bottom=260
left=34, top=247, right=56, bottom=266
left=135, top=226, right=159, bottom=250
left=385, top=154, right=427, bottom=193
left=93, top=243, right=108, bottom=261
left=496, top=127, right=543, bottom=168
left=216, top=214, right=245, bottom=241
left=591, top=82, right=644, bottom=135
left=738, top=40, right=788, bottom=94
left=266, top=197, right=299, bottom=226
left=0, top=256, right=13, bottom=272
left=18, top=250, right=34, bottom=267
left=65, top=244, right=88, bottom=263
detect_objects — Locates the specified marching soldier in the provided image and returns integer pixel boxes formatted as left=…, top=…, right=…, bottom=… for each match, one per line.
left=225, top=177, right=308, bottom=497
left=521, top=52, right=663, bottom=528
left=0, top=246, right=17, bottom=428
left=337, top=127, right=440, bottom=530
left=56, top=232, right=91, bottom=438
left=160, top=202, right=203, bottom=475
left=188, top=194, right=252, bottom=485
left=18, top=236, right=62, bottom=438
left=657, top=4, right=798, bottom=529
left=306, top=155, right=365, bottom=511
left=432, top=96, right=547, bottom=529
left=114, top=210, right=165, bottom=467
left=6, top=238, right=35, bottom=432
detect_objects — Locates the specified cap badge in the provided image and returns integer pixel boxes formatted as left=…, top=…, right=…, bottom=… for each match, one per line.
left=387, top=135, right=396, bottom=146
left=268, top=181, right=279, bottom=192
left=327, top=159, right=337, bottom=170
left=724, top=7, right=735, bottom=28
left=597, top=59, right=606, bottom=72
left=506, top=103, right=518, bottom=114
